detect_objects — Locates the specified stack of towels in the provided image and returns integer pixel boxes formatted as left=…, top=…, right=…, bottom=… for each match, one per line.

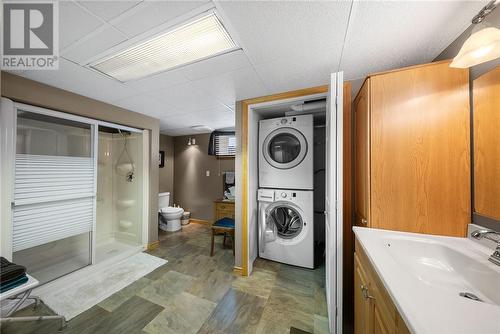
left=0, top=257, right=28, bottom=293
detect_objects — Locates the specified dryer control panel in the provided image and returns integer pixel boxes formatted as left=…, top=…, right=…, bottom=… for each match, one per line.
left=259, top=114, right=313, bottom=131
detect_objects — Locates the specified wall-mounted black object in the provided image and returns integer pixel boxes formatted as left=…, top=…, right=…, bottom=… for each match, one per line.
left=159, top=151, right=165, bottom=168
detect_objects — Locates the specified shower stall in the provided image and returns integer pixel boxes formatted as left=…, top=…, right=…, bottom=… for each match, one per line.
left=96, top=127, right=144, bottom=263
left=1, top=99, right=149, bottom=285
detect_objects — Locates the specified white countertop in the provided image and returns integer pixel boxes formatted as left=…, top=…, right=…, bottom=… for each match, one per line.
left=353, top=226, right=500, bottom=334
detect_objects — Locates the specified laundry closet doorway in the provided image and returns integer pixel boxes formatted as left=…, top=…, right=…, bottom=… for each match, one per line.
left=236, top=72, right=345, bottom=333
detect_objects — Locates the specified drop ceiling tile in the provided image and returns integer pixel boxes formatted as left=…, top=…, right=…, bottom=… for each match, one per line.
left=59, top=1, right=104, bottom=49
left=254, top=48, right=338, bottom=94
left=62, top=26, right=128, bottom=64
left=112, top=0, right=209, bottom=38
left=190, top=66, right=269, bottom=106
left=217, top=1, right=351, bottom=65
left=159, top=106, right=235, bottom=135
left=180, top=50, right=252, bottom=81
left=18, top=58, right=136, bottom=105
left=111, top=94, right=172, bottom=118
left=339, top=1, right=487, bottom=80
left=124, top=68, right=190, bottom=93
left=78, top=1, right=141, bottom=21
left=148, top=81, right=226, bottom=113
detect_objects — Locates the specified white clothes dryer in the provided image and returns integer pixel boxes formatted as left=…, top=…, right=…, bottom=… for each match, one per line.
left=259, top=114, right=313, bottom=190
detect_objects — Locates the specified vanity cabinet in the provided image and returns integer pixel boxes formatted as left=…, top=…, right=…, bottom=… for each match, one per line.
left=354, top=239, right=410, bottom=334
left=353, top=60, right=471, bottom=237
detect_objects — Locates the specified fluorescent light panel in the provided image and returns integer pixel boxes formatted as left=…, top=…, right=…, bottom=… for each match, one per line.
left=91, top=13, right=236, bottom=82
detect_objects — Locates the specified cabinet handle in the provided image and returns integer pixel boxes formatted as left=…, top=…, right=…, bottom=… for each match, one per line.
left=361, top=218, right=368, bottom=226
left=360, top=285, right=375, bottom=300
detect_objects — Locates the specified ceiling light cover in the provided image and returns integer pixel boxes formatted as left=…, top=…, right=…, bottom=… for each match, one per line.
left=191, top=125, right=213, bottom=132
left=91, top=13, right=237, bottom=81
left=450, top=26, right=500, bottom=68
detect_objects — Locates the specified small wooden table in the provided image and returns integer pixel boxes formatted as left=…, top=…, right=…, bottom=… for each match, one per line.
left=211, top=200, right=235, bottom=256
left=210, top=218, right=235, bottom=256
left=213, top=200, right=235, bottom=221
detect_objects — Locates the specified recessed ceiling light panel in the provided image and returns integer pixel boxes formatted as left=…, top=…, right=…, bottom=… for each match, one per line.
left=90, top=12, right=237, bottom=82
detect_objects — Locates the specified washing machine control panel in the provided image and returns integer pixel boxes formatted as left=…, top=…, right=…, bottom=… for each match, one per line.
left=276, top=190, right=298, bottom=201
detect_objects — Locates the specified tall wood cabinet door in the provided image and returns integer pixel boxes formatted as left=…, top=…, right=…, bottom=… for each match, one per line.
left=354, top=80, right=370, bottom=227
left=354, top=253, right=370, bottom=334
left=473, top=66, right=500, bottom=220
left=370, top=62, right=470, bottom=237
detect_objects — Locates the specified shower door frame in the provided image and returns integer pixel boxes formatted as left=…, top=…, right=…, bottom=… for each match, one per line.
left=3, top=101, right=149, bottom=268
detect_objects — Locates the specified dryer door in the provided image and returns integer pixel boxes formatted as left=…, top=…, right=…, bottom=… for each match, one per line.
left=262, top=128, right=307, bottom=170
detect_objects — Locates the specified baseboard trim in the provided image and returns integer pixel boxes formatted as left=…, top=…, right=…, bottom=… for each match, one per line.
left=189, top=218, right=211, bottom=225
left=147, top=240, right=160, bottom=251
left=233, top=266, right=243, bottom=276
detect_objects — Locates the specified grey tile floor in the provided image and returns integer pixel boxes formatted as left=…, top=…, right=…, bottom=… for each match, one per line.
left=1, top=223, right=328, bottom=334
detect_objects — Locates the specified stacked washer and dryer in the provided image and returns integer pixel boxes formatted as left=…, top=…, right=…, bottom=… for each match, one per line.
left=258, top=114, right=315, bottom=269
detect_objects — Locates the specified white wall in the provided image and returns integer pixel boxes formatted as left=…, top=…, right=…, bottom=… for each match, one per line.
left=247, top=107, right=263, bottom=274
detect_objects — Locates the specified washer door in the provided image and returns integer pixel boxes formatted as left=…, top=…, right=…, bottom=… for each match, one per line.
left=266, top=201, right=305, bottom=240
left=263, top=128, right=307, bottom=170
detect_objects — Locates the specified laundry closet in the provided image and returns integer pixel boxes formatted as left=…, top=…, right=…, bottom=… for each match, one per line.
left=252, top=97, right=328, bottom=269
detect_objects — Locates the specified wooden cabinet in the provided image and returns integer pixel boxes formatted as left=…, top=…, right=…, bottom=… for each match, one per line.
left=353, top=60, right=471, bottom=237
left=354, top=81, right=370, bottom=228
left=213, top=200, right=235, bottom=221
left=354, top=239, right=410, bottom=334
left=473, top=66, right=500, bottom=221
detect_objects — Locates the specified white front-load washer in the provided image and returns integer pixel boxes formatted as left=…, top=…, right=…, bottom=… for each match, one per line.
left=259, top=114, right=313, bottom=190
left=258, top=188, right=314, bottom=269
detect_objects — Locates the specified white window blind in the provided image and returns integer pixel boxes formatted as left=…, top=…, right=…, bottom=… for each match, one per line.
left=215, top=134, right=236, bottom=156
left=12, top=154, right=95, bottom=252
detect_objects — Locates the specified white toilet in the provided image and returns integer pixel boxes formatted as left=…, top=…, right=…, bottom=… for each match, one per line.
left=158, top=192, right=184, bottom=232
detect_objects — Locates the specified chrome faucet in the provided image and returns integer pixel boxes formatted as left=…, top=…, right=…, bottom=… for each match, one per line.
left=471, top=229, right=500, bottom=266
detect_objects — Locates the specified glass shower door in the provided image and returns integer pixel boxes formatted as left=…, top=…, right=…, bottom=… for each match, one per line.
left=12, top=108, right=96, bottom=284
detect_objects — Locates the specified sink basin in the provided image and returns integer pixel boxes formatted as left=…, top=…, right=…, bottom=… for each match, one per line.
left=383, top=235, right=500, bottom=306
left=354, top=226, right=500, bottom=333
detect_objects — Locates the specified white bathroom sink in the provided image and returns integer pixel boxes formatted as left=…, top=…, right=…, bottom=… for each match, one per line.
left=383, top=235, right=500, bottom=306
left=353, top=226, right=500, bottom=334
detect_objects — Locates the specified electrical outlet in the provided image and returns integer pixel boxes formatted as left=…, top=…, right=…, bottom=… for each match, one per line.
left=206, top=170, right=210, bottom=177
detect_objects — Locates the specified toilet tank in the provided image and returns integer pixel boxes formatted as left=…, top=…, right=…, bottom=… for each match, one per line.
left=158, top=192, right=170, bottom=209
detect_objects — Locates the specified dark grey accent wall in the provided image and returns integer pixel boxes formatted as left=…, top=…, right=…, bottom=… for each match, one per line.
left=159, top=134, right=174, bottom=198
left=173, top=133, right=235, bottom=221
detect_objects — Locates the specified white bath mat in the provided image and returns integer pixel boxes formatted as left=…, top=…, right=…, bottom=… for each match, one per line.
left=37, top=252, right=166, bottom=320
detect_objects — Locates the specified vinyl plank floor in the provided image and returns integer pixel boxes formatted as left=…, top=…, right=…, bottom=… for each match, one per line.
left=143, top=292, right=216, bottom=334
left=197, top=288, right=266, bottom=334
left=89, top=296, right=163, bottom=334
left=4, top=224, right=327, bottom=334
left=138, top=271, right=197, bottom=307
left=187, top=269, right=235, bottom=303
left=231, top=269, right=277, bottom=300
left=98, top=277, right=152, bottom=312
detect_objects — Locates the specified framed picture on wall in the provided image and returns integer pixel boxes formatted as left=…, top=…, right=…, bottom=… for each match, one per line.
left=159, top=151, right=165, bottom=168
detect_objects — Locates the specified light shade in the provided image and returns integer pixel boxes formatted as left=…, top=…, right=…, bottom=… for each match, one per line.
left=450, top=26, right=500, bottom=68
left=91, top=13, right=237, bottom=82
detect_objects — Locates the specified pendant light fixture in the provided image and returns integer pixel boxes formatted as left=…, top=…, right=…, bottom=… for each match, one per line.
left=451, top=0, right=500, bottom=68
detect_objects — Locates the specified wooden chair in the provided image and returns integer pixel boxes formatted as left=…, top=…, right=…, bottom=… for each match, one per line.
left=210, top=217, right=235, bottom=256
